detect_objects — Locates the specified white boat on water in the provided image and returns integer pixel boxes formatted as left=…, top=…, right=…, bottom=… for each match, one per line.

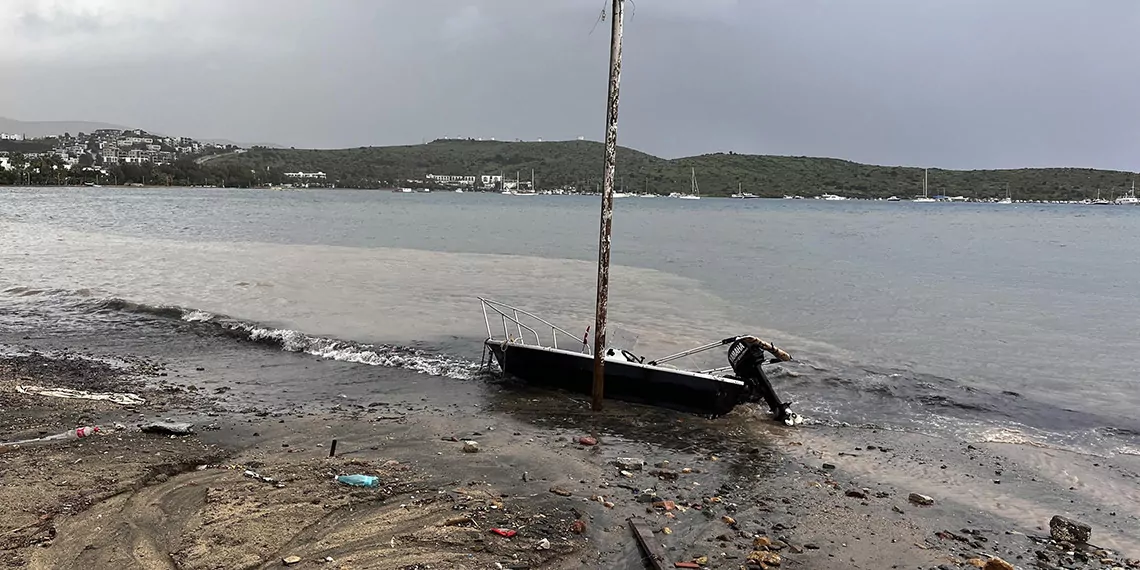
left=731, top=183, right=758, bottom=199
left=505, top=170, right=538, bottom=196
left=913, top=168, right=936, bottom=202
left=886, top=196, right=900, bottom=201
left=677, top=168, right=701, bottom=200
left=820, top=194, right=847, bottom=201
left=1115, top=180, right=1139, bottom=205
left=997, top=183, right=1012, bottom=204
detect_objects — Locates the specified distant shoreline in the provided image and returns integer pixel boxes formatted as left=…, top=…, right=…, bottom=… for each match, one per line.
left=6, top=183, right=1140, bottom=205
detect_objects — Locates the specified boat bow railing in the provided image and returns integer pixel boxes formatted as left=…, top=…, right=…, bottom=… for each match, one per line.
left=479, top=297, right=591, bottom=354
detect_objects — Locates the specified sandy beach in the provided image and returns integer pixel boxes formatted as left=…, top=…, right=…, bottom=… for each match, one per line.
left=3, top=331, right=1137, bottom=570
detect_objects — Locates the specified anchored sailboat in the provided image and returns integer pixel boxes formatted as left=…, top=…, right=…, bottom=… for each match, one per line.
left=677, top=167, right=701, bottom=200
left=997, top=183, right=1012, bottom=204
left=1116, top=179, right=1139, bottom=205
left=913, top=168, right=935, bottom=202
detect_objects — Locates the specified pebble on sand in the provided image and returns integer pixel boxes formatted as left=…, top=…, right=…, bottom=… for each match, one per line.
left=613, top=457, right=644, bottom=471
left=908, top=492, right=935, bottom=506
left=1049, top=515, right=1092, bottom=544
left=282, top=555, right=301, bottom=565
left=747, top=550, right=781, bottom=566
left=462, top=440, right=480, bottom=453
left=983, top=557, right=1014, bottom=570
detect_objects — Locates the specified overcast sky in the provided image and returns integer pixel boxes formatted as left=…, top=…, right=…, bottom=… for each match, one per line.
left=1, top=0, right=1137, bottom=170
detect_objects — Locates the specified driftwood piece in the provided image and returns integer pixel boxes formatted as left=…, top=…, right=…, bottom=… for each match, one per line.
left=628, top=518, right=668, bottom=570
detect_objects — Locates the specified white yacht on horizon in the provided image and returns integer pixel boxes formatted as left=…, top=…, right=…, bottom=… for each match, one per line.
left=913, top=168, right=936, bottom=202
left=677, top=168, right=701, bottom=199
left=1115, top=180, right=1139, bottom=205
left=997, top=183, right=1012, bottom=204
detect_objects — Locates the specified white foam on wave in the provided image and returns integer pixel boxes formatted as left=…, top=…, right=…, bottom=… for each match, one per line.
left=172, top=303, right=483, bottom=380
left=976, top=426, right=1050, bottom=448
left=182, top=309, right=215, bottom=322
left=241, top=325, right=481, bottom=380
left=1116, top=445, right=1140, bottom=457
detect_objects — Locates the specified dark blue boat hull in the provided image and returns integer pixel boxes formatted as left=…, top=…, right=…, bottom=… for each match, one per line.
left=485, top=340, right=746, bottom=416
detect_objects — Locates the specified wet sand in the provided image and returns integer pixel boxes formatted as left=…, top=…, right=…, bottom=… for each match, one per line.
left=2, top=326, right=1139, bottom=569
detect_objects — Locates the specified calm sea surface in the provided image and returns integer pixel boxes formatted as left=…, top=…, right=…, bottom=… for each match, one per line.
left=2, top=187, right=1138, bottom=455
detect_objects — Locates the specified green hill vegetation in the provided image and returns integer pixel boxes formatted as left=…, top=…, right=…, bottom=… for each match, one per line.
left=210, top=139, right=1136, bottom=201
left=3, top=138, right=1136, bottom=201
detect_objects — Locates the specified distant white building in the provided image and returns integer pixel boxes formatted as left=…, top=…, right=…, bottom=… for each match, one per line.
left=0, top=133, right=24, bottom=141
left=284, top=171, right=326, bottom=179
left=122, top=149, right=150, bottom=164
left=0, top=157, right=11, bottom=170
left=480, top=174, right=502, bottom=187
left=427, top=174, right=476, bottom=185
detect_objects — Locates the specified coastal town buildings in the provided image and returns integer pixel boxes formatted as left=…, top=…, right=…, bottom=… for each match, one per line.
left=426, top=174, right=476, bottom=185
left=0, top=129, right=234, bottom=170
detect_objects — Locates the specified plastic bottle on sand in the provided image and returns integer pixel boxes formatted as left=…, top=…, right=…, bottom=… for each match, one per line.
left=335, top=474, right=379, bottom=487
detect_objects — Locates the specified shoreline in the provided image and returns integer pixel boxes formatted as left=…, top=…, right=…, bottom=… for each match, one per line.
left=2, top=329, right=1138, bottom=569
left=5, top=184, right=1140, bottom=204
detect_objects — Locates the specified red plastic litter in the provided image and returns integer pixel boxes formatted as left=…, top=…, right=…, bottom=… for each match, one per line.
left=490, top=528, right=517, bottom=538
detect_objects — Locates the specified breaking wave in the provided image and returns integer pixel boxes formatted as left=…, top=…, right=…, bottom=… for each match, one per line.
left=3, top=286, right=1138, bottom=459
left=79, top=297, right=483, bottom=380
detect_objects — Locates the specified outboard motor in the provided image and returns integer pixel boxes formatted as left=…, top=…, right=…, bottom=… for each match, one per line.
left=726, top=337, right=798, bottom=424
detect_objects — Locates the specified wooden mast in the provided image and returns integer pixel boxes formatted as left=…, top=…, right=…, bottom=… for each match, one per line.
left=591, top=0, right=625, bottom=411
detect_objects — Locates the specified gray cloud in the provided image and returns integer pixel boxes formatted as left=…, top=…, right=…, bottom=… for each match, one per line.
left=1, top=0, right=1137, bottom=170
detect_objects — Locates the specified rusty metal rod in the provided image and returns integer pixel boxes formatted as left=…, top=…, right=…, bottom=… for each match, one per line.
left=592, top=0, right=625, bottom=412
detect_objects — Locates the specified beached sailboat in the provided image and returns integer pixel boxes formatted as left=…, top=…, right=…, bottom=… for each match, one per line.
left=913, top=168, right=935, bottom=202
left=477, top=1, right=798, bottom=424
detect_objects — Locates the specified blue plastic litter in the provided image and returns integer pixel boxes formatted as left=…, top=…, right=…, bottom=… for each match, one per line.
left=335, top=474, right=379, bottom=487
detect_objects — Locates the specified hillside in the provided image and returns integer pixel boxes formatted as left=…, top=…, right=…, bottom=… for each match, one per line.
left=214, top=139, right=674, bottom=191
left=211, top=139, right=1138, bottom=200
left=0, top=117, right=280, bottom=149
